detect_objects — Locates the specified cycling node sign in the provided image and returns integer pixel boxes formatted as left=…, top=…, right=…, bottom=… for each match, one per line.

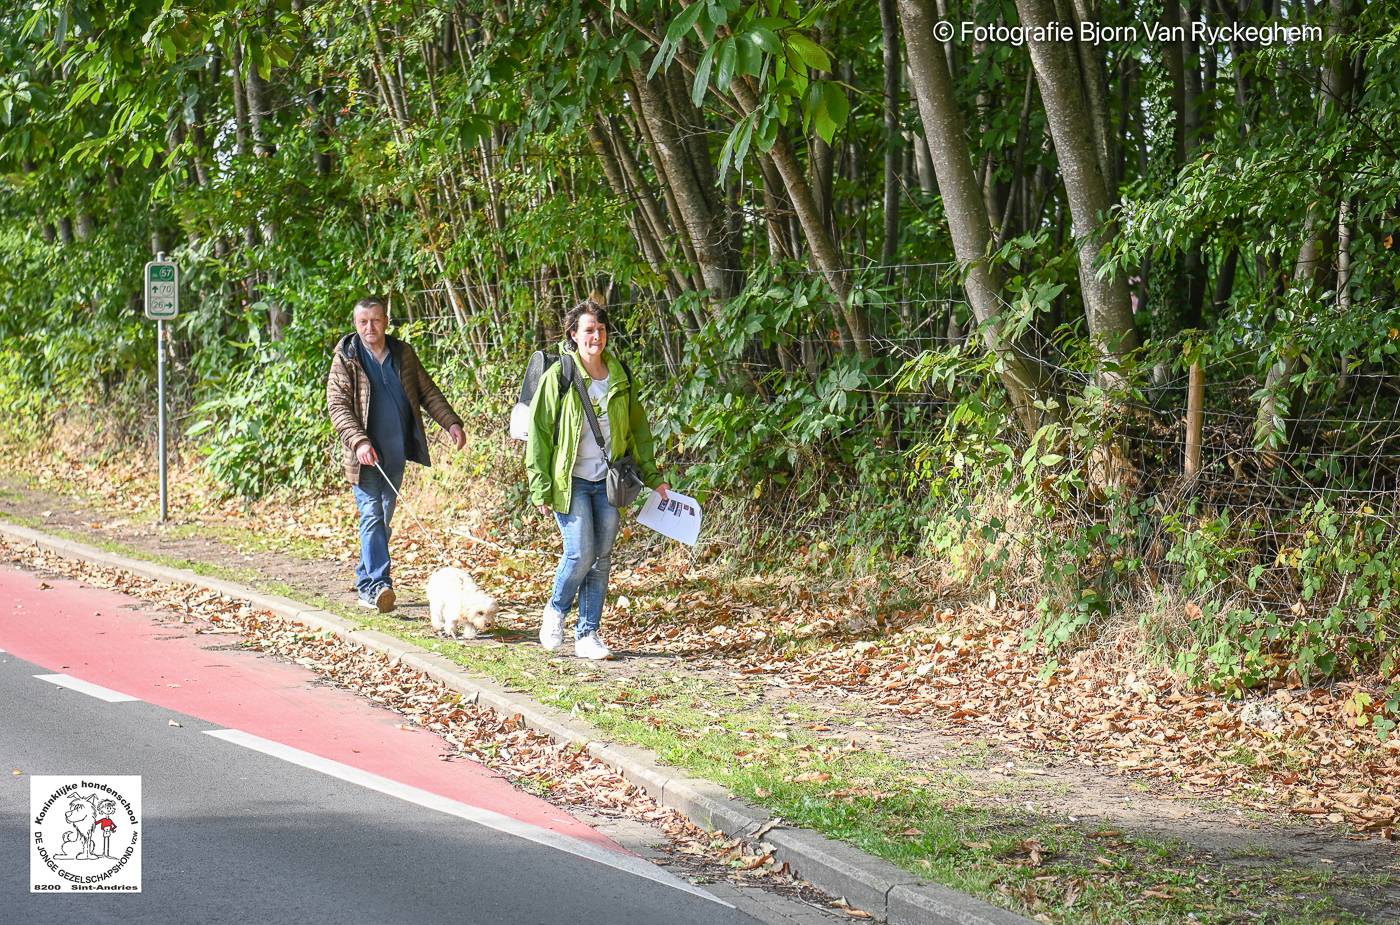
left=144, top=260, right=178, bottom=319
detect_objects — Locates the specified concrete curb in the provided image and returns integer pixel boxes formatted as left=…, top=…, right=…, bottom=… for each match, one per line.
left=0, top=519, right=1034, bottom=925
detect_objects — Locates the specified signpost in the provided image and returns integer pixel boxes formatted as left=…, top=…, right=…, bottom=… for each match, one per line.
left=144, top=255, right=178, bottom=522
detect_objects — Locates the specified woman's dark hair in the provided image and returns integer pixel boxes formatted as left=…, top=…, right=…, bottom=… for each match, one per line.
left=563, top=300, right=609, bottom=337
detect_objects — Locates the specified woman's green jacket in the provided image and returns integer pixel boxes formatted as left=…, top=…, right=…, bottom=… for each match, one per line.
left=525, top=347, right=663, bottom=514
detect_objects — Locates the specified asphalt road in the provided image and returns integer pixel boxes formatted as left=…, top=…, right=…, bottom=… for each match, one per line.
left=0, top=562, right=761, bottom=925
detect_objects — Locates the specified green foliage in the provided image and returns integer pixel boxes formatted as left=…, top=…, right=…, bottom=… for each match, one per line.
left=659, top=267, right=879, bottom=496
left=185, top=342, right=336, bottom=499
left=1163, top=509, right=1258, bottom=600
left=656, top=0, right=850, bottom=178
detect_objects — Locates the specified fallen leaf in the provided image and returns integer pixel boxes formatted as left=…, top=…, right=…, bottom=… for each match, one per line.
left=789, top=771, right=832, bottom=784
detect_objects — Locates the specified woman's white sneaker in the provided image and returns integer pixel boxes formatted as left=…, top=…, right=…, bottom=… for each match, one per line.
left=539, top=606, right=566, bottom=650
left=574, top=632, right=613, bottom=660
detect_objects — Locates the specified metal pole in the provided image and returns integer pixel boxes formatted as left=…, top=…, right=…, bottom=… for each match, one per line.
left=158, top=317, right=168, bottom=522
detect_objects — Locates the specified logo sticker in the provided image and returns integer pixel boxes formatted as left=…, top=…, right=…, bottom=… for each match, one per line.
left=31, top=776, right=141, bottom=892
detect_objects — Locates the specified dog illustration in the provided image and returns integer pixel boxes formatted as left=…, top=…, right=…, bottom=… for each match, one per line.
left=63, top=795, right=100, bottom=859
left=53, top=831, right=83, bottom=860
left=426, top=567, right=497, bottom=639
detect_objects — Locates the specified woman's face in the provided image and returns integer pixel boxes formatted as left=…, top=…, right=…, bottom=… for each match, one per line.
left=571, top=313, right=607, bottom=361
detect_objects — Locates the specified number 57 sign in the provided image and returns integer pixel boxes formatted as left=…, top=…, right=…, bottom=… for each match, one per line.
left=144, top=260, right=178, bottom=319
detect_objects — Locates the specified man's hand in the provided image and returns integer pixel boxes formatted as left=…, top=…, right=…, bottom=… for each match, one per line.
left=656, top=482, right=671, bottom=501
left=536, top=503, right=552, bottom=517
left=356, top=442, right=379, bottom=467
left=449, top=424, right=466, bottom=450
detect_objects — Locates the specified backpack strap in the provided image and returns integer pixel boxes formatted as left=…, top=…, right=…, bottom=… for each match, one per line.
left=553, top=353, right=574, bottom=437
left=618, top=356, right=640, bottom=421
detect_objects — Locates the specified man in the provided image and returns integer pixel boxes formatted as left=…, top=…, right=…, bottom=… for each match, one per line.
left=327, top=297, right=465, bottom=612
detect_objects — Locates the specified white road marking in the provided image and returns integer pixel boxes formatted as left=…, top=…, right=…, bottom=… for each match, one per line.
left=35, top=673, right=139, bottom=702
left=204, top=728, right=731, bottom=906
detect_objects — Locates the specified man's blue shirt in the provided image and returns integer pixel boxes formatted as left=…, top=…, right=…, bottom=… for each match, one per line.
left=358, top=337, right=416, bottom=472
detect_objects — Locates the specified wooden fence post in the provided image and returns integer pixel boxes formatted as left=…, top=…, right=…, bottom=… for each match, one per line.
left=1185, top=360, right=1204, bottom=477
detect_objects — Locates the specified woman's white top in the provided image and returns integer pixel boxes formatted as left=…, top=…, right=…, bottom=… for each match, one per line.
left=572, top=374, right=611, bottom=480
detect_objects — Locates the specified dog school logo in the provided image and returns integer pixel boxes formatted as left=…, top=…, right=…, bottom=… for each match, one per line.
left=31, top=776, right=141, bottom=892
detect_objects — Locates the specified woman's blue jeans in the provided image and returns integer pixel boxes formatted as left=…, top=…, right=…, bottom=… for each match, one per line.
left=352, top=461, right=403, bottom=597
left=549, top=477, right=620, bottom=639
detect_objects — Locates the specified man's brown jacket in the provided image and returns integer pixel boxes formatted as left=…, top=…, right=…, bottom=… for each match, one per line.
left=326, top=333, right=463, bottom=484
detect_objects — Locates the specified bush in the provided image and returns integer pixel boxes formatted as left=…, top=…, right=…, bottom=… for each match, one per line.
left=185, top=343, right=336, bottom=498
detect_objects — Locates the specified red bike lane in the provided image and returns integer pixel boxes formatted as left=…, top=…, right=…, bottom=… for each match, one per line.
left=0, top=559, right=621, bottom=854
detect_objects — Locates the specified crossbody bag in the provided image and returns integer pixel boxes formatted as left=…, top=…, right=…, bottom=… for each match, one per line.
left=571, top=369, right=645, bottom=508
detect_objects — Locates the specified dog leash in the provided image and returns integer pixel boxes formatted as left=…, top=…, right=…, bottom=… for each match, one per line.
left=372, top=459, right=452, bottom=560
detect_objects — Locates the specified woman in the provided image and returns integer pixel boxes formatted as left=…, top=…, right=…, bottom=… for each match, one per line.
left=526, top=301, right=670, bottom=659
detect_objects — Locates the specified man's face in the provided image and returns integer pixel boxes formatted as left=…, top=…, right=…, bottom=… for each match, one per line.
left=354, top=305, right=388, bottom=349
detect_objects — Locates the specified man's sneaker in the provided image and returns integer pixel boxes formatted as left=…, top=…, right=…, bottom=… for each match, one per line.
left=539, top=606, right=566, bottom=650
left=374, top=585, right=396, bottom=613
left=574, top=632, right=613, bottom=660
left=357, top=593, right=377, bottom=609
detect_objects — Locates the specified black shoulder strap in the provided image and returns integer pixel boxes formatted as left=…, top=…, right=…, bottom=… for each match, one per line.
left=618, top=356, right=640, bottom=418
left=573, top=361, right=608, bottom=451
left=553, top=354, right=574, bottom=436
left=554, top=354, right=628, bottom=450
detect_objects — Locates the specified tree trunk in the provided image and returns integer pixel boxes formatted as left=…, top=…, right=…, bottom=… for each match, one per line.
left=1212, top=248, right=1237, bottom=317
left=244, top=55, right=275, bottom=157
left=758, top=156, right=795, bottom=261
left=997, top=71, right=1037, bottom=247
left=880, top=0, right=902, bottom=270
left=898, top=0, right=1055, bottom=432
left=229, top=43, right=251, bottom=157
left=722, top=76, right=871, bottom=357
left=629, top=66, right=741, bottom=301
left=362, top=3, right=411, bottom=124
left=1065, top=0, right=1115, bottom=189
left=311, top=86, right=333, bottom=176
left=587, top=117, right=684, bottom=300
left=73, top=184, right=95, bottom=240
left=1254, top=0, right=1358, bottom=449
left=607, top=117, right=687, bottom=290
left=228, top=42, right=261, bottom=254
left=621, top=103, right=706, bottom=292
left=1016, top=0, right=1139, bottom=366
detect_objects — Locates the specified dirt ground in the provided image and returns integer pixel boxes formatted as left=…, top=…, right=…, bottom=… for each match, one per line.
left=3, top=473, right=1397, bottom=921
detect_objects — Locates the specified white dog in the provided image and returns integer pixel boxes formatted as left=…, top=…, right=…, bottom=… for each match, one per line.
left=426, top=567, right=497, bottom=639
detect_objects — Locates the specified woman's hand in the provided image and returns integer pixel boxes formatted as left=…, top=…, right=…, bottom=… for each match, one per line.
left=656, top=482, right=671, bottom=501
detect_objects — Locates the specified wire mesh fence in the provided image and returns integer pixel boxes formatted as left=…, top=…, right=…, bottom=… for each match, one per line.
left=401, top=261, right=1397, bottom=633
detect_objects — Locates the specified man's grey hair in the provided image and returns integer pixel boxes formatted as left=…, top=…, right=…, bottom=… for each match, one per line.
left=353, top=296, right=388, bottom=316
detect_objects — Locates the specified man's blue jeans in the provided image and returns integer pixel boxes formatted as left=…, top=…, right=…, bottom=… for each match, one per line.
left=549, top=477, right=620, bottom=639
left=353, top=462, right=404, bottom=597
